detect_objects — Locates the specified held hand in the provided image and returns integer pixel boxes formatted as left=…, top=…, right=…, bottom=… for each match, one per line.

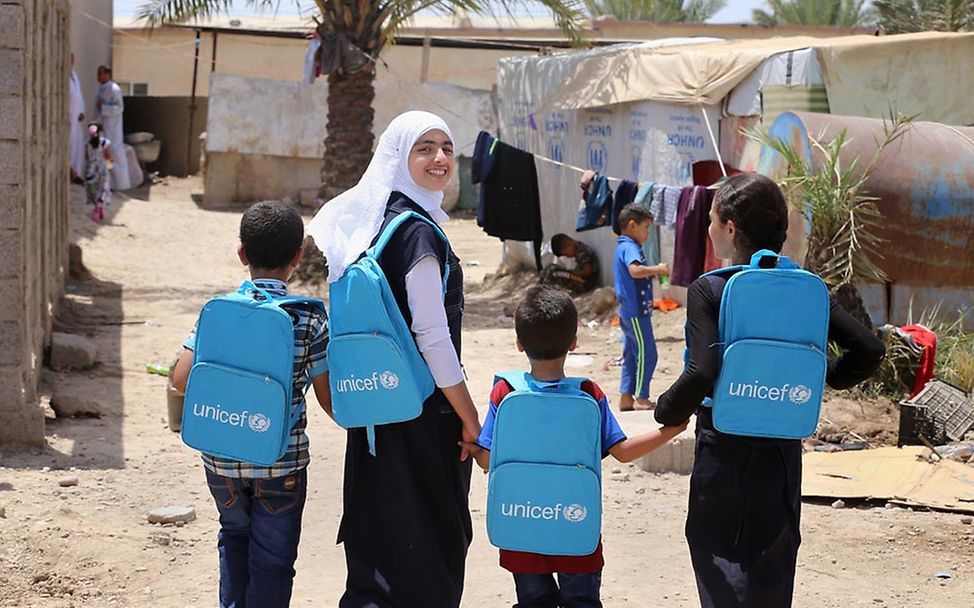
left=459, top=442, right=490, bottom=473
left=661, top=420, right=689, bottom=437
left=656, top=263, right=670, bottom=276
left=459, top=422, right=481, bottom=462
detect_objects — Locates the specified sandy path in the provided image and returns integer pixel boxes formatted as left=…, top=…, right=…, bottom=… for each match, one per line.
left=0, top=177, right=971, bottom=607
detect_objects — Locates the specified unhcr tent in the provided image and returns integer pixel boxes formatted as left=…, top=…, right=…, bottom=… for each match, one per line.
left=495, top=32, right=974, bottom=298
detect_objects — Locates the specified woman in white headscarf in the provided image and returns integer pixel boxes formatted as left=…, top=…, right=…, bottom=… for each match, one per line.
left=307, top=111, right=479, bottom=608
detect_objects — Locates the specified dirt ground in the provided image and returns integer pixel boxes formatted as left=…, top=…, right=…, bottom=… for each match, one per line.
left=0, top=176, right=972, bottom=607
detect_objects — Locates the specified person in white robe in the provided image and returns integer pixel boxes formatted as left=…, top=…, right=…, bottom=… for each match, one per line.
left=95, top=65, right=131, bottom=191
left=69, top=54, right=86, bottom=182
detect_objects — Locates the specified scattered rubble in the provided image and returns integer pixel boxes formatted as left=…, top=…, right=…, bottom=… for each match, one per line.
left=50, top=394, right=103, bottom=418
left=49, top=332, right=99, bottom=370
left=58, top=477, right=79, bottom=488
left=147, top=506, right=196, bottom=525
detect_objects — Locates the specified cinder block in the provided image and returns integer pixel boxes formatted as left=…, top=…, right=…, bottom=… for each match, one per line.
left=616, top=410, right=696, bottom=474
left=0, top=401, right=45, bottom=447
left=0, top=5, right=23, bottom=50
left=0, top=364, right=24, bottom=411
left=49, top=331, right=98, bottom=370
left=0, top=50, right=22, bottom=94
left=0, top=229, right=19, bottom=278
left=0, top=96, right=22, bottom=139
left=0, top=184, right=23, bottom=229
left=636, top=431, right=696, bottom=475
left=0, top=140, right=22, bottom=184
left=0, top=277, right=21, bottom=322
left=0, top=321, right=24, bottom=366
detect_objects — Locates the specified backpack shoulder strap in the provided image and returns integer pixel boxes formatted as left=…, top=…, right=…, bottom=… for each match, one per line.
left=274, top=296, right=326, bottom=316
left=748, top=249, right=799, bottom=269
left=366, top=211, right=451, bottom=290
left=494, top=371, right=529, bottom=393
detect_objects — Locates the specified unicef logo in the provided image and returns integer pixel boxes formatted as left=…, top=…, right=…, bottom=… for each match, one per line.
left=380, top=371, right=400, bottom=390
left=248, top=413, right=272, bottom=433
left=789, top=385, right=813, bottom=405
left=563, top=504, right=588, bottom=523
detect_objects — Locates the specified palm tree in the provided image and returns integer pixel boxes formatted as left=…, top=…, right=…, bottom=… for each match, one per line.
left=746, top=115, right=912, bottom=328
left=751, top=0, right=874, bottom=26
left=138, top=0, right=585, bottom=200
left=584, top=0, right=725, bottom=22
left=873, top=0, right=973, bottom=33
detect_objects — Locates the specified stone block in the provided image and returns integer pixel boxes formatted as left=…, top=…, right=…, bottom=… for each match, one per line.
left=0, top=401, right=45, bottom=447
left=0, top=96, right=22, bottom=139
left=616, top=411, right=696, bottom=475
left=0, top=184, right=22, bottom=229
left=50, top=393, right=102, bottom=418
left=0, top=277, right=22, bottom=322
left=0, top=50, right=22, bottom=95
left=0, top=5, right=23, bottom=50
left=0, top=140, right=22, bottom=185
left=0, top=321, right=23, bottom=366
left=0, top=229, right=20, bottom=278
left=49, top=332, right=98, bottom=370
left=0, top=364, right=24, bottom=410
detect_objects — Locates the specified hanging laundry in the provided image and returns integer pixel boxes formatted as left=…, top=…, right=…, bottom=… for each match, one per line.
left=634, top=181, right=661, bottom=266
left=473, top=131, right=499, bottom=227
left=610, top=180, right=639, bottom=234
left=575, top=172, right=613, bottom=232
left=649, top=184, right=679, bottom=229
left=634, top=181, right=653, bottom=207
left=671, top=186, right=713, bottom=287
left=303, top=35, right=322, bottom=84
left=692, top=160, right=742, bottom=188
left=900, top=325, right=937, bottom=397
left=472, top=131, right=543, bottom=269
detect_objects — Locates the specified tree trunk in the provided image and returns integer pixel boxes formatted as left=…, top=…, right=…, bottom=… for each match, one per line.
left=318, top=67, right=376, bottom=200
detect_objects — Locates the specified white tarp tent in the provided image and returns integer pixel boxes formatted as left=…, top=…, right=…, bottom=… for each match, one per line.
left=497, top=39, right=722, bottom=281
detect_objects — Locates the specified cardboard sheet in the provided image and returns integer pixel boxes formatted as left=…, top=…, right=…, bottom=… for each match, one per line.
left=803, top=446, right=974, bottom=514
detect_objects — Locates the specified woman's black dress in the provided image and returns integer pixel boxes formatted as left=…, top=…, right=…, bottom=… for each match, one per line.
left=338, top=193, right=473, bottom=608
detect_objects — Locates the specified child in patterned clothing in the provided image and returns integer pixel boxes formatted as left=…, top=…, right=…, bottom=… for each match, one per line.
left=172, top=201, right=331, bottom=608
left=84, top=122, right=113, bottom=224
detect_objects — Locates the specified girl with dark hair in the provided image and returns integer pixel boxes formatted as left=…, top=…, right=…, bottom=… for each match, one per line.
left=655, top=173, right=885, bottom=607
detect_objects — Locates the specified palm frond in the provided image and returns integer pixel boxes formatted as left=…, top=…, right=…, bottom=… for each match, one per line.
left=137, top=0, right=285, bottom=26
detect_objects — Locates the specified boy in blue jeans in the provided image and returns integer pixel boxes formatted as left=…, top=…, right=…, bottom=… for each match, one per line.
left=464, top=287, right=685, bottom=607
left=614, top=204, right=668, bottom=411
left=172, top=201, right=331, bottom=608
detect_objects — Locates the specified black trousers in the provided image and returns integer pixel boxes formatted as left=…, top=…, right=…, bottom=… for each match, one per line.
left=686, top=435, right=803, bottom=608
left=338, top=403, right=473, bottom=608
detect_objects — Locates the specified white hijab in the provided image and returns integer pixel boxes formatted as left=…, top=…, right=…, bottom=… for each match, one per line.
left=307, top=110, right=453, bottom=283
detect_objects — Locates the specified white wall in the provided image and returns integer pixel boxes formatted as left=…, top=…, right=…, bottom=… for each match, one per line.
left=70, top=0, right=114, bottom=119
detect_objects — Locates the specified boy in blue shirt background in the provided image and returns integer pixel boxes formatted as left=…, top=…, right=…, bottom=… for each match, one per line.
left=463, top=286, right=685, bottom=607
left=172, top=201, right=331, bottom=608
left=614, top=204, right=669, bottom=411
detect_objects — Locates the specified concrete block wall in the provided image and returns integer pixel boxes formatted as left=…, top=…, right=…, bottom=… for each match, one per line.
left=0, top=0, right=71, bottom=447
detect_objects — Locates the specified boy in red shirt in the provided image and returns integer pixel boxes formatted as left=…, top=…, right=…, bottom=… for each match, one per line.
left=464, top=286, right=686, bottom=607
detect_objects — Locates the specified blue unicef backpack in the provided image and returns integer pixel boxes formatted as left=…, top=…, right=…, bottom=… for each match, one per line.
left=486, top=372, right=603, bottom=556
left=182, top=282, right=325, bottom=465
left=702, top=250, right=830, bottom=439
left=327, top=211, right=449, bottom=454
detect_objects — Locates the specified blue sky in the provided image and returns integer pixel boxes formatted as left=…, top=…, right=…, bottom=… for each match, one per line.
left=115, top=0, right=768, bottom=24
